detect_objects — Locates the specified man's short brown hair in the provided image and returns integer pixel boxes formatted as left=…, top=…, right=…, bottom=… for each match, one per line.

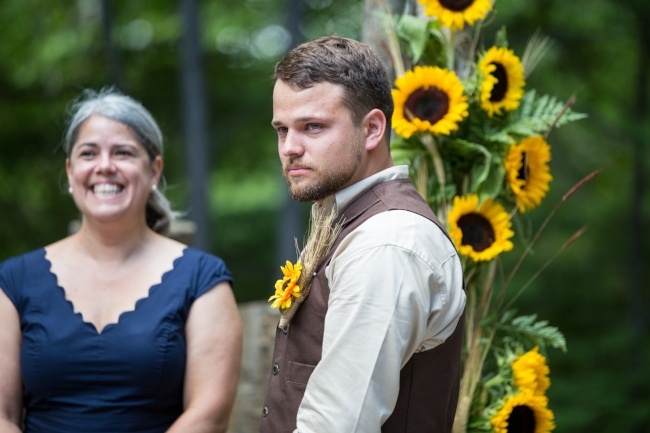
left=274, top=36, right=394, bottom=139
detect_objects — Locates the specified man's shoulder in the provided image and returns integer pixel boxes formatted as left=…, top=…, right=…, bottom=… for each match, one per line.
left=344, top=210, right=456, bottom=261
left=370, top=179, right=436, bottom=217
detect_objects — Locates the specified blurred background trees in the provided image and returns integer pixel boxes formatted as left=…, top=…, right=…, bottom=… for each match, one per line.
left=0, top=0, right=647, bottom=431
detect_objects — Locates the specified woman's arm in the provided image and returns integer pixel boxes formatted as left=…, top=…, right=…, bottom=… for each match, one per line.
left=0, top=289, right=24, bottom=433
left=166, top=281, right=243, bottom=433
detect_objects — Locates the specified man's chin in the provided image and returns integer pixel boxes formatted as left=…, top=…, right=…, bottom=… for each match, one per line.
left=288, top=185, right=326, bottom=202
left=288, top=189, right=316, bottom=202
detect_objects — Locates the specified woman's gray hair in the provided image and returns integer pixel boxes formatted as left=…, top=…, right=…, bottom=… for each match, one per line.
left=63, top=88, right=176, bottom=234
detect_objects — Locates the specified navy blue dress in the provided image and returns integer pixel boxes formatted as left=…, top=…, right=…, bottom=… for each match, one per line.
left=0, top=247, right=233, bottom=433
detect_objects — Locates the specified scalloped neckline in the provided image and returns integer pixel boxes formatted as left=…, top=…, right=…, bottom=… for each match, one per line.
left=41, top=247, right=189, bottom=335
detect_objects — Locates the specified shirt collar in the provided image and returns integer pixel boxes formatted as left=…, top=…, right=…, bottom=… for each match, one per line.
left=317, top=165, right=409, bottom=216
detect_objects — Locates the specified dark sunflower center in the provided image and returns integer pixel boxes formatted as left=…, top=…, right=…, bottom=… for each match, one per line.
left=506, top=405, right=536, bottom=433
left=439, top=0, right=475, bottom=12
left=405, top=87, right=450, bottom=125
left=489, top=63, right=509, bottom=102
left=457, top=213, right=495, bottom=252
left=517, top=152, right=529, bottom=188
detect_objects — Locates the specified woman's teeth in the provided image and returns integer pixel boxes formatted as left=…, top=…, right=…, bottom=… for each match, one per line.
left=93, top=184, right=122, bottom=197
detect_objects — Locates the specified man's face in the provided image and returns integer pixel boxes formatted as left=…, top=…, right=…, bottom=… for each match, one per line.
left=272, top=80, right=365, bottom=202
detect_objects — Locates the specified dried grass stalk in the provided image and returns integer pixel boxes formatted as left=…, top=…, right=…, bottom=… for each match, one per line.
left=278, top=203, right=344, bottom=328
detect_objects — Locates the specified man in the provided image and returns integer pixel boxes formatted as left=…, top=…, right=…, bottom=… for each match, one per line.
left=260, top=36, right=466, bottom=433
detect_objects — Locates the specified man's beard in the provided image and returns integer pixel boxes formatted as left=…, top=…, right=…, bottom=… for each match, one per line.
left=283, top=146, right=362, bottom=202
left=284, top=169, right=353, bottom=202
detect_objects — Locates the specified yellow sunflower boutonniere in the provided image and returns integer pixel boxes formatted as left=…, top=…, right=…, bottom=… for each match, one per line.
left=269, top=260, right=303, bottom=310
left=268, top=203, right=345, bottom=328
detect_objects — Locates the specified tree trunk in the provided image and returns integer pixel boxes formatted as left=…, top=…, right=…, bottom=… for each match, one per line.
left=100, top=0, right=123, bottom=89
left=275, top=0, right=310, bottom=267
left=628, top=4, right=649, bottom=432
left=179, top=0, right=212, bottom=251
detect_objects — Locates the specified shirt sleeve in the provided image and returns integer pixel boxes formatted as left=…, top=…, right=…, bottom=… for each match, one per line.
left=295, top=210, right=465, bottom=433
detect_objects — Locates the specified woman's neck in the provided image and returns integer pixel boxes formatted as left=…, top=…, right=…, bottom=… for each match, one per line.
left=72, top=219, right=156, bottom=264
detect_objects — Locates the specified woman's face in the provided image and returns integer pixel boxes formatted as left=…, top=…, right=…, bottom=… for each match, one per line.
left=66, top=115, right=162, bottom=227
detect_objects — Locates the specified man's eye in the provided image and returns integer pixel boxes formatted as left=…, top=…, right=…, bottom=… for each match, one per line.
left=276, top=127, right=288, bottom=135
left=306, top=123, right=322, bottom=131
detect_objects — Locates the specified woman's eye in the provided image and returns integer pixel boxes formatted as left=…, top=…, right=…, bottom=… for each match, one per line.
left=114, top=147, right=138, bottom=157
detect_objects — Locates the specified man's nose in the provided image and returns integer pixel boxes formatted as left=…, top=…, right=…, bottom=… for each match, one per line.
left=280, top=130, right=304, bottom=157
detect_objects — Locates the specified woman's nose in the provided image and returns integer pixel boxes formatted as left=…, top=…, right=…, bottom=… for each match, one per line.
left=96, top=152, right=116, bottom=172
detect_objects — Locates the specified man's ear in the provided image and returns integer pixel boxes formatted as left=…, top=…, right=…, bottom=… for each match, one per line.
left=363, top=108, right=387, bottom=151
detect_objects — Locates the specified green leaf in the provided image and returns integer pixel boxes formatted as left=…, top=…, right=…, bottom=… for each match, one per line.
left=494, top=26, right=509, bottom=48
left=476, top=160, right=505, bottom=201
left=495, top=313, right=567, bottom=352
left=396, top=14, right=430, bottom=64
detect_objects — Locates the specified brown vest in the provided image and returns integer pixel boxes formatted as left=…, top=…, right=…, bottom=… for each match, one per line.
left=259, top=179, right=465, bottom=433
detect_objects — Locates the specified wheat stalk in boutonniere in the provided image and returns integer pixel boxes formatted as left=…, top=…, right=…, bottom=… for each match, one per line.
left=269, top=202, right=344, bottom=328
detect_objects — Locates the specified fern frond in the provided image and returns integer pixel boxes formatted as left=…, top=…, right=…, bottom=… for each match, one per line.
left=496, top=313, right=567, bottom=352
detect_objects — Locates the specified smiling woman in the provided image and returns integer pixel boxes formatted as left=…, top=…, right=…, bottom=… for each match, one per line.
left=66, top=114, right=162, bottom=230
left=0, top=88, right=243, bottom=433
left=63, top=89, right=173, bottom=234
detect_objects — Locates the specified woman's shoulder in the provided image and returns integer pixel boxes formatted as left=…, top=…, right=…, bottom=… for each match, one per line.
left=0, top=248, right=47, bottom=301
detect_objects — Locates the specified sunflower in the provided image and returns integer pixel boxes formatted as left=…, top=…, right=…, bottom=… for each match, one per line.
left=448, top=194, right=514, bottom=262
left=479, top=47, right=525, bottom=117
left=392, top=66, right=469, bottom=139
left=491, top=393, right=555, bottom=433
left=512, top=346, right=551, bottom=396
left=419, top=0, right=493, bottom=30
left=268, top=260, right=302, bottom=310
left=504, top=136, right=552, bottom=212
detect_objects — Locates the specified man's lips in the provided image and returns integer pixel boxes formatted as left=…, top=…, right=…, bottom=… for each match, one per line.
left=286, top=165, right=310, bottom=176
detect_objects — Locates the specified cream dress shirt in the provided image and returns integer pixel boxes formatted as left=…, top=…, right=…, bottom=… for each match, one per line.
left=294, top=166, right=466, bottom=433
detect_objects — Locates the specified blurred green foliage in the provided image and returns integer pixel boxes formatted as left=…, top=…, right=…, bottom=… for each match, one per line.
left=0, top=0, right=647, bottom=431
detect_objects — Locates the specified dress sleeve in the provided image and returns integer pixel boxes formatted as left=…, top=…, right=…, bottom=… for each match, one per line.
left=191, top=250, right=234, bottom=300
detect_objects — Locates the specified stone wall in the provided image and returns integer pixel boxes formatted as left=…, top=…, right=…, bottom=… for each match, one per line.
left=228, top=300, right=278, bottom=433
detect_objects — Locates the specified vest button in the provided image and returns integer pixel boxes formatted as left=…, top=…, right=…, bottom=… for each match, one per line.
left=282, top=324, right=289, bottom=334
left=262, top=406, right=269, bottom=417
left=272, top=363, right=280, bottom=375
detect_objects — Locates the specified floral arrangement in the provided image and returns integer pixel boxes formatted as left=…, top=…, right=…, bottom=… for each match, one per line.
left=269, top=203, right=344, bottom=328
left=374, top=0, right=598, bottom=431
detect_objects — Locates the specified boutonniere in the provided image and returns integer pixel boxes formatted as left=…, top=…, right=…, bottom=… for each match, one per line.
left=268, top=202, right=344, bottom=328
left=269, top=260, right=303, bottom=310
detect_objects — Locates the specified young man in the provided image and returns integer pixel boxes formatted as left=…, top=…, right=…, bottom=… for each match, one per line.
left=260, top=36, right=466, bottom=433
